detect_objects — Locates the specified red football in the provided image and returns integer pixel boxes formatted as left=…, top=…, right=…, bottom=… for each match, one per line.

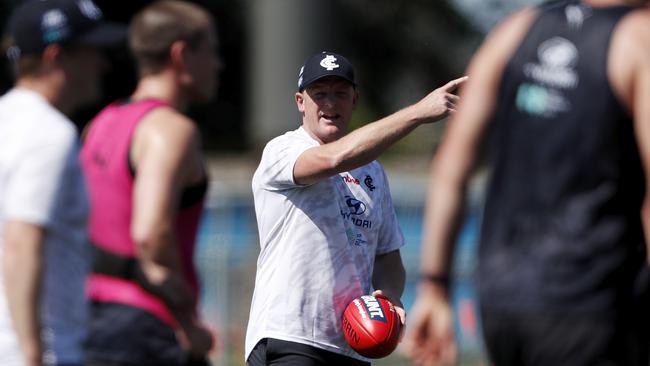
left=341, top=295, right=402, bottom=358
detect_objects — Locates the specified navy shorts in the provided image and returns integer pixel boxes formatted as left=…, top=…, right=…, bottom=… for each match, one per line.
left=247, top=338, right=370, bottom=366
left=84, top=302, right=210, bottom=366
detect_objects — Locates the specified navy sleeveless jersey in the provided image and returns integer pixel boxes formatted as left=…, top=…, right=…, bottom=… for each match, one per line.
left=479, top=0, right=646, bottom=313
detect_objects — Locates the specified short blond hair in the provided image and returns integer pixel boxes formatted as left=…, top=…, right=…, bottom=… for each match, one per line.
left=129, top=0, right=213, bottom=76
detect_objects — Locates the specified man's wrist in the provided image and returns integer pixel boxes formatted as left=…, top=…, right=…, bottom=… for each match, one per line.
left=419, top=273, right=451, bottom=288
left=417, top=276, right=450, bottom=299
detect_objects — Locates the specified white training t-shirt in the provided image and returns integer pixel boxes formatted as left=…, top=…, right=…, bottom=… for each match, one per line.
left=245, top=126, right=405, bottom=361
left=0, top=88, right=89, bottom=366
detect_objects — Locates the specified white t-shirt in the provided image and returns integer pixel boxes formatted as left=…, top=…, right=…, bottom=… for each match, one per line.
left=0, top=88, right=88, bottom=366
left=245, top=126, right=405, bottom=361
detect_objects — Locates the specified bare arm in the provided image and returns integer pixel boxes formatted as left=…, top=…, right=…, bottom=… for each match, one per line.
left=294, top=77, right=467, bottom=185
left=636, top=51, right=650, bottom=264
left=404, top=8, right=538, bottom=366
left=130, top=108, right=211, bottom=356
left=419, top=8, right=536, bottom=282
left=609, top=8, right=650, bottom=262
left=3, top=221, right=43, bottom=366
left=372, top=250, right=405, bottom=305
left=372, top=250, right=406, bottom=335
left=628, top=10, right=650, bottom=261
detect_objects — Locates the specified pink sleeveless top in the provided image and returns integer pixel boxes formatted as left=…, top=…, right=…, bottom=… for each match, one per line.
left=80, top=99, right=206, bottom=327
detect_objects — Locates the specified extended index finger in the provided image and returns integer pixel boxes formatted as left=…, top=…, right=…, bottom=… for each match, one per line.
left=442, top=76, right=469, bottom=92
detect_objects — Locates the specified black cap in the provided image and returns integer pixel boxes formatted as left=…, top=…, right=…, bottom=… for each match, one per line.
left=6, top=0, right=126, bottom=56
left=298, top=51, right=356, bottom=91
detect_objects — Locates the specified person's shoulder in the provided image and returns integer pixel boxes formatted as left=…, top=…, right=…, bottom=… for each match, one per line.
left=606, top=5, right=650, bottom=107
left=610, top=6, right=650, bottom=66
left=142, top=106, right=195, bottom=128
left=1, top=89, right=68, bottom=124
left=473, top=5, right=539, bottom=65
left=617, top=6, right=650, bottom=39
left=262, top=127, right=309, bottom=151
left=137, top=106, right=200, bottom=145
left=264, top=133, right=287, bottom=148
left=1, top=89, right=77, bottom=144
left=491, top=6, right=539, bottom=37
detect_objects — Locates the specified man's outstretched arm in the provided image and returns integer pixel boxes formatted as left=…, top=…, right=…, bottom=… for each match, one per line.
left=294, top=77, right=467, bottom=185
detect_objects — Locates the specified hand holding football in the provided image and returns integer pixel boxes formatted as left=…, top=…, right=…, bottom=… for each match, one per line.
left=341, top=295, right=401, bottom=358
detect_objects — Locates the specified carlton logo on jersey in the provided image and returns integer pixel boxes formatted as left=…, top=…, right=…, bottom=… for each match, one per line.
left=364, top=175, right=376, bottom=191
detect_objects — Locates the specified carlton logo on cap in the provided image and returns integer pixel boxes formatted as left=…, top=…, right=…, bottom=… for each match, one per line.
left=42, top=9, right=66, bottom=29
left=41, top=9, right=69, bottom=43
left=320, top=55, right=340, bottom=71
left=298, top=51, right=356, bottom=90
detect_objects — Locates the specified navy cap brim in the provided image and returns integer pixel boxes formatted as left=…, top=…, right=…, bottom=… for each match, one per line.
left=300, top=74, right=356, bottom=91
left=76, top=22, right=126, bottom=48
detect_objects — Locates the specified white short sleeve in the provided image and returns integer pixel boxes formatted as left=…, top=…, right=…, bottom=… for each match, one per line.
left=4, top=130, right=76, bottom=226
left=255, top=129, right=317, bottom=191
